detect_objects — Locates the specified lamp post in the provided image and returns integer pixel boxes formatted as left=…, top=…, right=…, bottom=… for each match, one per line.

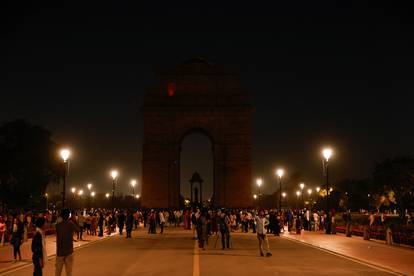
left=87, top=183, right=92, bottom=208
left=111, top=170, right=118, bottom=210
left=131, top=180, right=137, bottom=196
left=296, top=191, right=301, bottom=209
left=299, top=183, right=305, bottom=208
left=91, top=191, right=95, bottom=208
left=45, top=193, right=48, bottom=210
left=322, top=147, right=333, bottom=234
left=71, top=187, right=76, bottom=209
left=367, top=193, right=371, bottom=211
left=307, top=189, right=312, bottom=207
left=78, top=189, right=83, bottom=209
left=60, top=148, right=71, bottom=208
left=276, top=169, right=284, bottom=212
left=105, top=192, right=110, bottom=208
left=256, top=178, right=263, bottom=207
left=316, top=187, right=320, bottom=208
left=282, top=192, right=286, bottom=209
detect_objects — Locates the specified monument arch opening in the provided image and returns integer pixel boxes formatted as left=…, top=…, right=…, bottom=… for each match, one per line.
left=142, top=58, right=252, bottom=208
left=180, top=131, right=214, bottom=206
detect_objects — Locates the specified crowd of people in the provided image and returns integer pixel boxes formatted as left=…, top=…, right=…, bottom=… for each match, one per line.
left=1, top=206, right=412, bottom=275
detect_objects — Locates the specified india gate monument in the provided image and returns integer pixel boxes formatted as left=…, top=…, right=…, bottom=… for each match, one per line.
left=142, top=58, right=252, bottom=208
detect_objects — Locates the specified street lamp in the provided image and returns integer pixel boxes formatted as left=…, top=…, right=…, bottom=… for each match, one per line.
left=276, top=169, right=284, bottom=212
left=105, top=193, right=110, bottom=199
left=256, top=178, right=263, bottom=207
left=135, top=194, right=140, bottom=199
left=367, top=193, right=371, bottom=211
left=282, top=192, right=286, bottom=209
left=91, top=191, right=95, bottom=208
left=299, top=183, right=305, bottom=208
left=87, top=183, right=92, bottom=191
left=78, top=189, right=83, bottom=209
left=316, top=187, right=321, bottom=207
left=60, top=148, right=71, bottom=208
left=307, top=189, right=313, bottom=206
left=45, top=193, right=48, bottom=210
left=322, top=147, right=333, bottom=234
left=131, top=179, right=137, bottom=196
left=296, top=190, right=301, bottom=208
left=111, top=170, right=118, bottom=210
left=71, top=187, right=76, bottom=209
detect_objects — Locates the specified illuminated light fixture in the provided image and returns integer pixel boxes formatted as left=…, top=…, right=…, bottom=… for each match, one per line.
left=60, top=149, right=71, bottom=162
left=322, top=148, right=333, bottom=161
left=111, top=170, right=118, bottom=180
left=276, top=169, right=284, bottom=178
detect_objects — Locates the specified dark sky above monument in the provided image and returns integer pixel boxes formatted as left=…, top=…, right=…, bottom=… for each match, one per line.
left=1, top=1, right=413, bottom=197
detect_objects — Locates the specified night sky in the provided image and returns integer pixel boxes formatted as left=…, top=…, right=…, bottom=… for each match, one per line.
left=2, top=1, right=414, bottom=198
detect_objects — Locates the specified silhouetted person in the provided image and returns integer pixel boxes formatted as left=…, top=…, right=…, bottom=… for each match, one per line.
left=32, top=217, right=46, bottom=276
left=55, top=209, right=80, bottom=276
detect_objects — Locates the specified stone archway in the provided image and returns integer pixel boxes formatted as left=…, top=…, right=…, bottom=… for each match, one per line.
left=142, top=58, right=252, bottom=208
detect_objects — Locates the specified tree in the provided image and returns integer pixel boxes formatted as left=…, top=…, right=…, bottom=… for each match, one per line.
left=336, top=178, right=373, bottom=211
left=0, top=119, right=61, bottom=210
left=373, top=157, right=414, bottom=215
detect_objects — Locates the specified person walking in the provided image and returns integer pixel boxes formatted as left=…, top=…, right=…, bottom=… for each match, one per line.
left=217, top=210, right=231, bottom=250
left=118, top=211, right=126, bottom=235
left=11, top=216, right=24, bottom=263
left=98, top=212, right=104, bottom=237
left=159, top=211, right=166, bottom=234
left=77, top=212, right=84, bottom=241
left=126, top=211, right=134, bottom=238
left=55, top=209, right=80, bottom=276
left=32, top=217, right=47, bottom=276
left=197, top=211, right=208, bottom=250
left=255, top=210, right=272, bottom=257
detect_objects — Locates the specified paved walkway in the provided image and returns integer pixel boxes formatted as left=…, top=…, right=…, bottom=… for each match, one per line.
left=3, top=228, right=396, bottom=276
left=282, top=230, right=414, bottom=275
left=0, top=232, right=113, bottom=274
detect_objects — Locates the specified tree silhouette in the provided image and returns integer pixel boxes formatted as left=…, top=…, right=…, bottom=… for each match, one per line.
left=373, top=157, right=414, bottom=215
left=0, top=119, right=61, bottom=210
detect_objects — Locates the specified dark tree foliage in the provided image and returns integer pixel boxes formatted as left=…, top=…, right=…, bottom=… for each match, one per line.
left=335, top=178, right=373, bottom=211
left=373, top=157, right=414, bottom=214
left=0, top=119, right=61, bottom=209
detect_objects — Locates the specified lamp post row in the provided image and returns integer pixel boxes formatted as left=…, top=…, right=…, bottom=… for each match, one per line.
left=254, top=148, right=333, bottom=234
left=57, top=148, right=140, bottom=210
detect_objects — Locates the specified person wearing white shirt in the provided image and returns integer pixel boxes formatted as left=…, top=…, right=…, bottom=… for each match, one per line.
left=254, top=210, right=272, bottom=257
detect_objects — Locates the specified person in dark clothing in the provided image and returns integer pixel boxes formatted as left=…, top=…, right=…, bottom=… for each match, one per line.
left=126, top=211, right=134, bottom=238
left=295, top=214, right=302, bottom=234
left=98, top=213, right=104, bottom=237
left=196, top=211, right=208, bottom=250
left=32, top=217, right=46, bottom=276
left=11, top=216, right=24, bottom=263
left=55, top=209, right=80, bottom=276
left=217, top=211, right=230, bottom=250
left=117, top=212, right=126, bottom=235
